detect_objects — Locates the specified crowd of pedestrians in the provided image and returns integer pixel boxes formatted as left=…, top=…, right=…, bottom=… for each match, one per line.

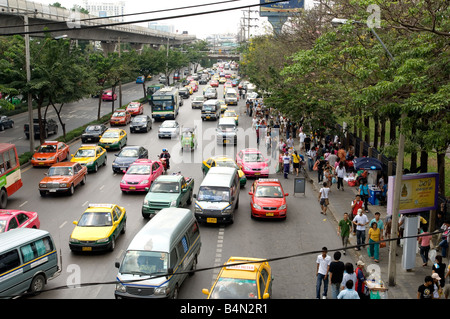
left=246, top=95, right=449, bottom=299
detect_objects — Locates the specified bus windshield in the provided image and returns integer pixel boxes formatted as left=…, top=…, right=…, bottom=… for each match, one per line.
left=120, top=250, right=168, bottom=276
left=152, top=100, right=174, bottom=111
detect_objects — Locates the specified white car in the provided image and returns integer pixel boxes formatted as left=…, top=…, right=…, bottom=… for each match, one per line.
left=158, top=120, right=180, bottom=138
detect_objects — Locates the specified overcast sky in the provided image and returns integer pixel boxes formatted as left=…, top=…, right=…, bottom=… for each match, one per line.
left=34, top=0, right=312, bottom=38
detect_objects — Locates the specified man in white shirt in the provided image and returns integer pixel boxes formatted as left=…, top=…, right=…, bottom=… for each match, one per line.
left=299, top=131, right=306, bottom=151
left=353, top=209, right=369, bottom=251
left=316, top=247, right=331, bottom=299
left=282, top=152, right=291, bottom=179
left=307, top=148, right=317, bottom=171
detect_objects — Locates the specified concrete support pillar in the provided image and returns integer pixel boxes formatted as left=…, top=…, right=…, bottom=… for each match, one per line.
left=130, top=43, right=143, bottom=53
left=100, top=41, right=116, bottom=56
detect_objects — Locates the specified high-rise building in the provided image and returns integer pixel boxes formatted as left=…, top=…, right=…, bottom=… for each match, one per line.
left=148, top=23, right=175, bottom=33
left=82, top=0, right=125, bottom=21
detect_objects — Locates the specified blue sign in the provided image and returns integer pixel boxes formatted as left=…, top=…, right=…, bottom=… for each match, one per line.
left=259, top=0, right=304, bottom=17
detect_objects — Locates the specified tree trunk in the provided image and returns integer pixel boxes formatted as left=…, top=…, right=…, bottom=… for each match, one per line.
left=364, top=115, right=370, bottom=145
left=358, top=108, right=362, bottom=139
left=410, top=125, right=417, bottom=172
left=380, top=117, right=386, bottom=150
left=420, top=150, right=428, bottom=173
left=373, top=113, right=379, bottom=149
left=389, top=116, right=397, bottom=143
left=97, top=88, right=103, bottom=120
left=437, top=152, right=445, bottom=197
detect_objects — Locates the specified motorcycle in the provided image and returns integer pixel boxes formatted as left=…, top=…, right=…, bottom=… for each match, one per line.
left=158, top=155, right=169, bottom=173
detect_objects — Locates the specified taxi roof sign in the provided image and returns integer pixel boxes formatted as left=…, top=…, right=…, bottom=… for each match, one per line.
left=225, top=264, right=255, bottom=271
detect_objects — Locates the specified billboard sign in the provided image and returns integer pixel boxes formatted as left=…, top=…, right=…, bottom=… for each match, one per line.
left=259, top=0, right=304, bottom=17
left=387, top=172, right=439, bottom=215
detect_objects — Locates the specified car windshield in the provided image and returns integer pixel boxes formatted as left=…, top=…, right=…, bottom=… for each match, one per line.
left=127, top=104, right=139, bottom=108
left=118, top=149, right=139, bottom=157
left=75, top=149, right=95, bottom=157
left=161, top=122, right=176, bottom=128
left=255, top=185, right=283, bottom=198
left=226, top=93, right=236, bottom=98
left=224, top=112, right=235, bottom=117
left=113, top=112, right=126, bottom=117
left=206, top=89, right=215, bottom=93
left=132, top=117, right=146, bottom=123
left=210, top=278, right=258, bottom=299
left=38, top=145, right=56, bottom=153
left=126, top=165, right=151, bottom=175
left=203, top=104, right=216, bottom=111
left=48, top=166, right=73, bottom=176
left=149, top=181, right=179, bottom=193
left=216, top=160, right=238, bottom=169
left=219, top=124, right=235, bottom=132
left=193, top=97, right=203, bottom=101
left=85, top=126, right=102, bottom=132
left=119, top=250, right=168, bottom=276
left=103, top=131, right=119, bottom=138
left=244, top=153, right=265, bottom=162
left=197, top=186, right=230, bottom=202
left=77, top=212, right=112, bottom=227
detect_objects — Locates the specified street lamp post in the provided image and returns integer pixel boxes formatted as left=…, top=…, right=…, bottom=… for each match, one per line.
left=331, top=18, right=404, bottom=287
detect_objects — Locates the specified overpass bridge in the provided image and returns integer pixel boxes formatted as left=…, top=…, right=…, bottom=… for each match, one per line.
left=0, top=0, right=197, bottom=53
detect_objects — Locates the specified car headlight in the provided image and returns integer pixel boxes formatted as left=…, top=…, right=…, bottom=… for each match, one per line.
left=120, top=180, right=126, bottom=184
left=278, top=204, right=286, bottom=210
left=170, top=200, right=177, bottom=207
left=143, top=199, right=149, bottom=206
left=39, top=183, right=47, bottom=188
left=154, top=286, right=170, bottom=296
left=115, top=282, right=127, bottom=293
left=87, top=161, right=94, bottom=165
left=253, top=203, right=262, bottom=210
left=140, top=180, right=149, bottom=185
left=69, top=237, right=79, bottom=243
left=96, top=238, right=109, bottom=244
left=194, top=205, right=202, bottom=213
left=59, top=183, right=67, bottom=187
left=244, top=166, right=251, bottom=171
left=48, top=156, right=55, bottom=160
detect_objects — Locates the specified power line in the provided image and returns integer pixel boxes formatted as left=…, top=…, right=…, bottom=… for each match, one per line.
left=1, top=0, right=289, bottom=36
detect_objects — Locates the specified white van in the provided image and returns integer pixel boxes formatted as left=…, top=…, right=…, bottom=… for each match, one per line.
left=224, top=88, right=238, bottom=105
left=115, top=208, right=201, bottom=299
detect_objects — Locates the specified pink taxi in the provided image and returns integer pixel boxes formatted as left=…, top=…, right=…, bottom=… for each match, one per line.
left=0, top=210, right=40, bottom=233
left=120, top=159, right=164, bottom=193
left=236, top=148, right=269, bottom=178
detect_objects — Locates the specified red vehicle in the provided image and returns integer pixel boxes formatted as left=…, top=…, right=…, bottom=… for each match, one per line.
left=31, top=141, right=70, bottom=167
left=210, top=80, right=219, bottom=87
left=189, top=81, right=198, bottom=92
left=249, top=179, right=288, bottom=219
left=102, top=90, right=117, bottom=101
left=126, top=102, right=144, bottom=116
left=38, top=162, right=87, bottom=196
left=0, top=209, right=40, bottom=233
left=110, top=110, right=131, bottom=126
left=120, top=159, right=164, bottom=193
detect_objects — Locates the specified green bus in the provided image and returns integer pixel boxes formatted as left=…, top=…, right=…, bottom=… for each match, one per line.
left=150, top=87, right=181, bottom=121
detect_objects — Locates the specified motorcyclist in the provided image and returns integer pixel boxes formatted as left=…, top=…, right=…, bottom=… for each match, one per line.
left=160, top=148, right=171, bottom=169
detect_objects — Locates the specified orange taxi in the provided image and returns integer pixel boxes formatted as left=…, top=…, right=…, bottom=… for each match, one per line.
left=38, top=162, right=87, bottom=196
left=31, top=141, right=70, bottom=167
left=126, top=102, right=144, bottom=116
left=110, top=109, right=131, bottom=126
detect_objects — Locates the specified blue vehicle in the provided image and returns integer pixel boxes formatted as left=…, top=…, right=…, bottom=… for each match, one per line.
left=136, top=76, right=145, bottom=84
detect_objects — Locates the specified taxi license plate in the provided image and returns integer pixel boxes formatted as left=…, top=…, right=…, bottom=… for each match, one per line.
left=224, top=140, right=229, bottom=143
left=129, top=187, right=135, bottom=190
left=254, top=172, right=260, bottom=175
left=266, top=212, right=274, bottom=217
left=206, top=116, right=210, bottom=119
left=105, top=145, right=109, bottom=148
left=82, top=247, right=92, bottom=251
left=207, top=218, right=217, bottom=223
left=39, top=162, right=45, bottom=165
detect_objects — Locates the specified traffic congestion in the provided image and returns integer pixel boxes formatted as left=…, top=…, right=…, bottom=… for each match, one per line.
left=0, top=61, right=337, bottom=300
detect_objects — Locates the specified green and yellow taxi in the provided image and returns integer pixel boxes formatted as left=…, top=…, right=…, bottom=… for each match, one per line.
left=98, top=128, right=127, bottom=150
left=71, top=144, right=107, bottom=172
left=69, top=203, right=127, bottom=252
left=202, top=155, right=246, bottom=187
left=202, top=257, right=273, bottom=299
left=222, top=109, right=239, bottom=125
left=218, top=99, right=227, bottom=113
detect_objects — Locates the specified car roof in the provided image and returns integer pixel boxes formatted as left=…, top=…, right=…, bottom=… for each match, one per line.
left=243, top=148, right=261, bottom=154
left=85, top=203, right=117, bottom=212
left=255, top=178, right=281, bottom=186
left=219, top=256, right=268, bottom=279
left=50, top=162, right=78, bottom=167
left=0, top=228, right=51, bottom=252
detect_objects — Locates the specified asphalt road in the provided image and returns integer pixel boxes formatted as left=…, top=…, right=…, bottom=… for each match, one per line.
left=10, top=71, right=358, bottom=299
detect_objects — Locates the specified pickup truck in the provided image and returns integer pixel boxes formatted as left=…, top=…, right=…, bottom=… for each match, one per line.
left=141, top=174, right=194, bottom=219
left=24, top=118, right=58, bottom=139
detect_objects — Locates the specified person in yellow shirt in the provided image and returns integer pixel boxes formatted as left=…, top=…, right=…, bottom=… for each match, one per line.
left=292, top=151, right=302, bottom=176
left=367, top=222, right=381, bottom=262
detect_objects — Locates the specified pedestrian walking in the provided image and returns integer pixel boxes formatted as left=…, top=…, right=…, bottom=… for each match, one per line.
left=282, top=152, right=291, bottom=179
left=299, top=130, right=306, bottom=151
left=340, top=262, right=357, bottom=291
left=353, top=209, right=369, bottom=251
left=307, top=147, right=316, bottom=171
left=367, top=221, right=381, bottom=262
left=432, top=273, right=443, bottom=299
left=351, top=195, right=365, bottom=234
left=316, top=247, right=331, bottom=299
left=338, top=213, right=352, bottom=255
left=359, top=179, right=369, bottom=213
left=417, top=275, right=435, bottom=299
left=419, top=224, right=432, bottom=266
left=329, top=251, right=345, bottom=299
left=318, top=182, right=330, bottom=215
left=438, top=220, right=450, bottom=258
left=317, top=156, right=326, bottom=183
left=355, top=260, right=367, bottom=299
left=335, top=161, right=346, bottom=191
left=432, top=255, right=446, bottom=289
left=292, top=151, right=301, bottom=176
left=337, top=280, right=360, bottom=299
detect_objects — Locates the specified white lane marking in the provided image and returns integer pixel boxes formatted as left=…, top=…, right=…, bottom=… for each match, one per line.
left=212, top=227, right=226, bottom=284
left=82, top=201, right=89, bottom=206
left=59, top=221, right=67, bottom=229
left=19, top=201, right=28, bottom=207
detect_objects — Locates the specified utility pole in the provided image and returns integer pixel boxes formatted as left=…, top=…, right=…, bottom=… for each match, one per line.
left=24, top=14, right=34, bottom=152
left=241, top=8, right=259, bottom=41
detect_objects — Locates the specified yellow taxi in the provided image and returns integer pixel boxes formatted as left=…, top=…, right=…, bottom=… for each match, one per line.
left=219, top=77, right=227, bottom=84
left=69, top=203, right=127, bottom=252
left=184, top=85, right=193, bottom=95
left=202, top=257, right=272, bottom=299
left=98, top=128, right=127, bottom=150
left=222, top=109, right=239, bottom=125
left=71, top=144, right=107, bottom=172
left=202, top=155, right=246, bottom=187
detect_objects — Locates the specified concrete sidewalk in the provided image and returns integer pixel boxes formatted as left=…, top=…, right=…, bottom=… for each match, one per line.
left=300, top=154, right=439, bottom=299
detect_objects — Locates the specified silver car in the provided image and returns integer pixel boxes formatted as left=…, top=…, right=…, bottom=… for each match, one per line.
left=158, top=120, right=180, bottom=138
left=191, top=96, right=205, bottom=109
left=204, top=87, right=218, bottom=100
left=216, top=118, right=237, bottom=145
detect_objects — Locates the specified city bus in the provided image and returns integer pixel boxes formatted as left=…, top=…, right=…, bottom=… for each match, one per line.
left=150, top=87, right=181, bottom=121
left=0, top=143, right=22, bottom=208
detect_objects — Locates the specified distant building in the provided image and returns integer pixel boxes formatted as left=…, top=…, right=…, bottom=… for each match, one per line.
left=205, top=33, right=239, bottom=53
left=82, top=0, right=125, bottom=21
left=148, top=23, right=174, bottom=33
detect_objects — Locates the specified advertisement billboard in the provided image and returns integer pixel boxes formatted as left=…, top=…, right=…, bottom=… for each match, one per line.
left=387, top=173, right=439, bottom=215
left=259, top=0, right=304, bottom=17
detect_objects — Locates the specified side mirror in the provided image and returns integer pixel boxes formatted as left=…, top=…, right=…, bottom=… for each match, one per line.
left=73, top=221, right=78, bottom=225
left=115, top=262, right=120, bottom=269
left=202, top=289, right=210, bottom=296
left=248, top=192, right=253, bottom=195
left=285, top=193, right=289, bottom=196
left=263, top=293, right=270, bottom=299
left=193, top=194, right=197, bottom=198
